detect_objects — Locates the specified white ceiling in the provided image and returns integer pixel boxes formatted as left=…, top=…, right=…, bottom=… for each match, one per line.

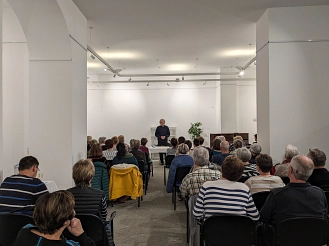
left=72, top=0, right=328, bottom=81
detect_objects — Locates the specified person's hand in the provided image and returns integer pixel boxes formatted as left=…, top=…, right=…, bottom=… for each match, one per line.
left=161, top=136, right=165, bottom=140
left=67, top=218, right=84, bottom=237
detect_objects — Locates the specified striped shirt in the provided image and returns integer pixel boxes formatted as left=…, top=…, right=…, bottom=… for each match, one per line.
left=244, top=175, right=285, bottom=194
left=0, top=175, right=48, bottom=215
left=242, top=163, right=259, bottom=177
left=193, top=180, right=259, bottom=221
left=180, top=166, right=221, bottom=198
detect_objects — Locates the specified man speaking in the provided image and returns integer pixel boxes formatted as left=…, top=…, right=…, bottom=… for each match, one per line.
left=155, top=118, right=170, bottom=164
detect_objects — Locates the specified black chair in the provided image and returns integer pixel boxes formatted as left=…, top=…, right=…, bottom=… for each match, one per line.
left=252, top=191, right=270, bottom=211
left=272, top=217, right=329, bottom=246
left=0, top=213, right=35, bottom=246
left=144, top=152, right=153, bottom=177
left=237, top=176, right=250, bottom=183
left=164, top=155, right=175, bottom=185
left=280, top=176, right=290, bottom=185
left=64, top=212, right=116, bottom=246
left=200, top=215, right=256, bottom=246
left=138, top=160, right=148, bottom=195
left=172, top=166, right=191, bottom=210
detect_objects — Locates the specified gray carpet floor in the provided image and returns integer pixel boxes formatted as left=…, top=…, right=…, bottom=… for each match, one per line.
left=108, top=160, right=188, bottom=246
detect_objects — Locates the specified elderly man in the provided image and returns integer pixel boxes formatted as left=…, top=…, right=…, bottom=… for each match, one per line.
left=260, top=155, right=327, bottom=226
left=180, top=146, right=221, bottom=199
left=249, top=144, right=262, bottom=164
left=307, top=148, right=329, bottom=190
left=0, top=156, right=48, bottom=215
left=211, top=140, right=231, bottom=166
left=155, top=118, right=170, bottom=164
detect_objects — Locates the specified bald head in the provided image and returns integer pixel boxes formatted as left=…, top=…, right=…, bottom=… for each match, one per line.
left=288, top=155, right=314, bottom=181
left=220, top=141, right=229, bottom=154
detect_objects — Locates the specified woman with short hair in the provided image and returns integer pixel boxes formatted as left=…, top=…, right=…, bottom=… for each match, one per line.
left=166, top=138, right=178, bottom=155
left=13, top=190, right=95, bottom=245
left=112, top=143, right=138, bottom=167
left=236, top=147, right=259, bottom=178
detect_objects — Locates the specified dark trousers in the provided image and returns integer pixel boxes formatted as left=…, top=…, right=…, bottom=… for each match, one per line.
left=159, top=153, right=166, bottom=164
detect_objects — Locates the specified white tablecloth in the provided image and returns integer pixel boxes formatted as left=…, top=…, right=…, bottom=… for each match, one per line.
left=148, top=146, right=170, bottom=154
left=43, top=180, right=59, bottom=193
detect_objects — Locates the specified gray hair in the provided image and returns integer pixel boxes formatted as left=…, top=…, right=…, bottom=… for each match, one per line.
left=220, top=141, right=229, bottom=151
left=176, top=143, right=189, bottom=156
left=215, top=135, right=226, bottom=142
left=250, top=144, right=262, bottom=154
left=130, top=139, right=140, bottom=149
left=98, top=137, right=106, bottom=144
left=288, top=155, right=314, bottom=181
left=308, top=148, right=326, bottom=167
left=192, top=146, right=209, bottom=167
left=236, top=147, right=251, bottom=162
left=284, top=144, right=299, bottom=159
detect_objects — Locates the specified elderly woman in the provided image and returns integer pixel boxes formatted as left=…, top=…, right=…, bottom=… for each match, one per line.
left=167, top=137, right=178, bottom=155
left=212, top=138, right=221, bottom=156
left=249, top=143, right=262, bottom=164
left=88, top=143, right=107, bottom=164
left=112, top=142, right=138, bottom=167
left=67, top=160, right=108, bottom=222
left=230, top=139, right=243, bottom=156
left=129, top=139, right=147, bottom=163
left=193, top=156, right=259, bottom=221
left=13, top=190, right=95, bottom=245
left=166, top=143, right=194, bottom=193
left=274, top=144, right=299, bottom=177
left=236, top=147, right=259, bottom=178
left=139, top=137, right=150, bottom=155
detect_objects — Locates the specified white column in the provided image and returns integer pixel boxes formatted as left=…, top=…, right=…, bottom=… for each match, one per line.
left=256, top=6, right=329, bottom=163
left=0, top=0, right=3, bottom=179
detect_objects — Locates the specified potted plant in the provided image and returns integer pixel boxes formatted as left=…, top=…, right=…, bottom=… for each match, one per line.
left=188, top=122, right=203, bottom=139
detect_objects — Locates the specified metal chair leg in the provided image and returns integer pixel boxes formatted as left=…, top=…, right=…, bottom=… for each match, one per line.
left=138, top=197, right=141, bottom=207
left=174, top=187, right=177, bottom=210
left=164, top=166, right=166, bottom=186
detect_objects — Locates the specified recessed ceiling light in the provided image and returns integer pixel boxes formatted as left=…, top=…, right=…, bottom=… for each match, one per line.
left=221, top=49, right=251, bottom=57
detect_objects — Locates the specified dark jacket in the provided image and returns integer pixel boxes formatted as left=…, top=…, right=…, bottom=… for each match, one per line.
left=91, top=162, right=109, bottom=200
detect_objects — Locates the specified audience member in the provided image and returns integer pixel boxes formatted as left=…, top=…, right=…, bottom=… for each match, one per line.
left=118, top=135, right=125, bottom=144
left=67, top=160, right=108, bottom=222
left=0, top=156, right=48, bottom=215
left=112, top=143, right=138, bottom=167
left=88, top=143, right=107, bottom=165
left=103, top=139, right=117, bottom=162
left=111, top=136, right=118, bottom=149
left=139, top=138, right=150, bottom=155
left=13, top=190, right=95, bottom=246
left=193, top=156, right=259, bottom=221
left=87, top=136, right=92, bottom=152
left=99, top=136, right=107, bottom=151
left=199, top=136, right=212, bottom=161
left=215, top=135, right=226, bottom=142
left=166, top=144, right=194, bottom=193
left=245, top=154, right=284, bottom=194
left=184, top=140, right=192, bottom=152
left=189, top=138, right=200, bottom=156
left=229, top=139, right=243, bottom=156
left=130, top=139, right=147, bottom=164
left=260, top=155, right=327, bottom=226
left=249, top=143, right=262, bottom=164
left=90, top=139, right=98, bottom=147
left=167, top=137, right=178, bottom=155
left=229, top=135, right=245, bottom=152
left=211, top=141, right=231, bottom=166
left=180, top=147, right=221, bottom=199
left=307, top=148, right=329, bottom=190
left=253, top=134, right=257, bottom=144
left=212, top=138, right=221, bottom=156
left=274, top=144, right=299, bottom=177
left=237, top=147, right=259, bottom=178
left=178, top=136, right=186, bottom=145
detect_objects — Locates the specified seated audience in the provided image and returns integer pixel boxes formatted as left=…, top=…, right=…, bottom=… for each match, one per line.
left=166, top=143, right=194, bottom=193
left=167, top=137, right=178, bottom=155
left=13, top=190, right=95, bottom=246
left=245, top=154, right=284, bottom=194
left=229, top=139, right=243, bottom=156
left=0, top=156, right=48, bottom=215
left=274, top=144, right=299, bottom=177
left=198, top=136, right=212, bottom=161
left=211, top=141, right=231, bottom=166
left=180, top=147, right=221, bottom=199
left=237, top=147, right=259, bottom=178
left=307, top=148, right=329, bottom=190
left=249, top=143, right=262, bottom=164
left=103, top=139, right=117, bottom=162
left=99, top=136, right=107, bottom=151
left=193, top=156, right=259, bottom=220
left=111, top=136, right=118, bottom=149
left=229, top=134, right=245, bottom=152
left=216, top=135, right=226, bottom=142
left=178, top=136, right=186, bottom=145
left=260, top=155, right=327, bottom=226
left=212, top=138, right=221, bottom=156
left=112, top=143, right=138, bottom=167
left=189, top=138, right=200, bottom=156
left=118, top=134, right=130, bottom=151
left=184, top=140, right=192, bottom=152
left=130, top=139, right=147, bottom=164
left=253, top=133, right=257, bottom=144
left=88, top=143, right=107, bottom=165
left=139, top=137, right=150, bottom=155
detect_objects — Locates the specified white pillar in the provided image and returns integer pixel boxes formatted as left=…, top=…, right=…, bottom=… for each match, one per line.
left=256, top=6, right=329, bottom=163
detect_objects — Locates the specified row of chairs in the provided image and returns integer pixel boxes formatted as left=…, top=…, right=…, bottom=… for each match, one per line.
left=0, top=212, right=116, bottom=246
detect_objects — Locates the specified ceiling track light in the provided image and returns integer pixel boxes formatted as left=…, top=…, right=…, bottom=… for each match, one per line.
left=167, top=82, right=170, bottom=86
left=146, top=82, right=149, bottom=86
left=175, top=78, right=179, bottom=82
left=129, top=77, right=131, bottom=81
left=238, top=70, right=245, bottom=76
left=113, top=74, right=116, bottom=78
left=90, top=54, right=95, bottom=60
left=182, top=76, right=184, bottom=80
left=203, top=81, right=206, bottom=85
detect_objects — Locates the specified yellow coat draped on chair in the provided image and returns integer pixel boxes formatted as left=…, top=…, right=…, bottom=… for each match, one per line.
left=109, top=164, right=143, bottom=200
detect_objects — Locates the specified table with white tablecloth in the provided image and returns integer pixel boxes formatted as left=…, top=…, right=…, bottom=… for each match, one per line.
left=148, top=146, right=170, bottom=160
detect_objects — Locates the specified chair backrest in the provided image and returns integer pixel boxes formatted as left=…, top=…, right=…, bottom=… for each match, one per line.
left=252, top=191, right=270, bottom=211
left=165, top=155, right=175, bottom=167
left=174, top=166, right=191, bottom=186
left=138, top=160, right=145, bottom=173
left=202, top=215, right=255, bottom=246
left=0, top=213, right=35, bottom=246
left=275, top=217, right=328, bottom=246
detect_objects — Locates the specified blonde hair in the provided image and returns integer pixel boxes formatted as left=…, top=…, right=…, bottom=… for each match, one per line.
left=72, top=159, right=95, bottom=188
left=111, top=136, right=118, bottom=145
left=176, top=143, right=189, bottom=156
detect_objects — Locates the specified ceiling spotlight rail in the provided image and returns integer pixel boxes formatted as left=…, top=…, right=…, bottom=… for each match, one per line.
left=116, top=72, right=239, bottom=77
left=87, top=45, right=117, bottom=74
left=241, top=56, right=256, bottom=70
left=90, top=78, right=256, bottom=84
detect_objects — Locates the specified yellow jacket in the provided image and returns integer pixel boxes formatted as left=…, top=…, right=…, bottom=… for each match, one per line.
left=109, top=164, right=143, bottom=200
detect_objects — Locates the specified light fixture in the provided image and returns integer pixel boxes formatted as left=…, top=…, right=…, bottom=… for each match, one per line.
left=104, top=68, right=107, bottom=71
left=175, top=78, right=179, bottom=82
left=167, top=82, right=170, bottom=86
left=238, top=70, right=245, bottom=76
left=182, top=76, right=184, bottom=80
left=113, top=74, right=116, bottom=78
left=89, top=27, right=95, bottom=60
left=203, top=81, right=207, bottom=85
left=90, top=54, right=95, bottom=60
left=97, top=84, right=100, bottom=87
left=128, top=77, right=131, bottom=81
left=146, top=82, right=149, bottom=86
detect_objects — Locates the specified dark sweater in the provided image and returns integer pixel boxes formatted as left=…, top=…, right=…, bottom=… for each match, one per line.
left=307, top=168, right=329, bottom=191
left=112, top=152, right=138, bottom=167
left=155, top=125, right=170, bottom=146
